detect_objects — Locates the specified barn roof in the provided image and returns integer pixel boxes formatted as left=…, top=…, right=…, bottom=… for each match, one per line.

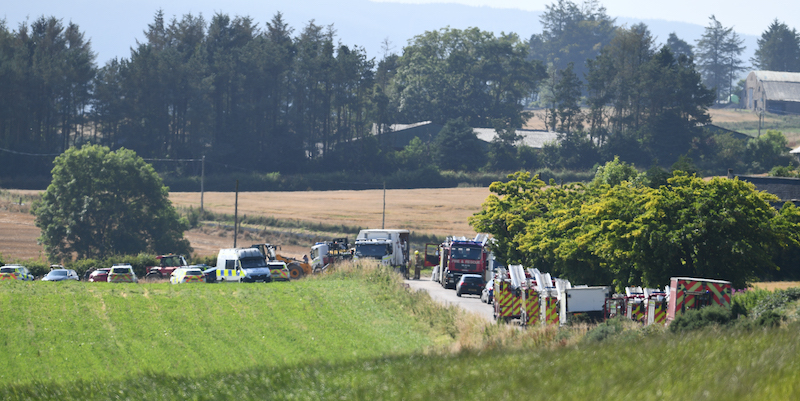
left=751, top=71, right=800, bottom=83
left=472, top=128, right=559, bottom=148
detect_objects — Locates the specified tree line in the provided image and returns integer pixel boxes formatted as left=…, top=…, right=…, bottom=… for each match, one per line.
left=470, top=160, right=800, bottom=290
left=1, top=2, right=798, bottom=184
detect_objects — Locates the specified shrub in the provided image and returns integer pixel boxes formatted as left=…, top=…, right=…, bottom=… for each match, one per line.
left=668, top=305, right=733, bottom=333
left=731, top=288, right=771, bottom=318
left=752, top=287, right=800, bottom=317
left=583, top=317, right=625, bottom=343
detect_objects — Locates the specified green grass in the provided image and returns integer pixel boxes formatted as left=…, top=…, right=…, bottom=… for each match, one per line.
left=0, top=265, right=458, bottom=392
left=3, top=269, right=800, bottom=400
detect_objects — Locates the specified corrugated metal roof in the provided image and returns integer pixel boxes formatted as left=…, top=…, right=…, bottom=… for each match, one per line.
left=472, top=128, right=559, bottom=148
left=752, top=71, right=800, bottom=83
left=761, top=81, right=800, bottom=102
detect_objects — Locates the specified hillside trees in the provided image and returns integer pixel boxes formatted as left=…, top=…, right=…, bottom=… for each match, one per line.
left=585, top=24, right=714, bottom=166
left=0, top=17, right=96, bottom=177
left=695, top=15, right=746, bottom=103
left=390, top=27, right=546, bottom=128
left=752, top=19, right=800, bottom=72
left=527, top=0, right=616, bottom=86
left=33, top=145, right=191, bottom=260
left=470, top=167, right=799, bottom=289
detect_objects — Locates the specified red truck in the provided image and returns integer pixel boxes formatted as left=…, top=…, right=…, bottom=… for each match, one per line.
left=145, top=255, right=189, bottom=280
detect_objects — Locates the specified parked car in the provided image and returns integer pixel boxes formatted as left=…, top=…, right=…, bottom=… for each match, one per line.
left=88, top=268, right=111, bottom=282
left=169, top=266, right=206, bottom=284
left=480, top=280, right=494, bottom=304
left=107, top=264, right=138, bottom=283
left=42, top=269, right=80, bottom=282
left=456, top=274, right=484, bottom=297
left=0, top=265, right=34, bottom=281
left=268, top=261, right=290, bottom=282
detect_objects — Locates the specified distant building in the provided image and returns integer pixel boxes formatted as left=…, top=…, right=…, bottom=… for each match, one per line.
left=370, top=121, right=560, bottom=151
left=743, top=71, right=800, bottom=115
left=729, top=170, right=800, bottom=207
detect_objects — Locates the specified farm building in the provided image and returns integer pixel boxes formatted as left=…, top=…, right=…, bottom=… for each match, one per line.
left=743, top=71, right=800, bottom=115
left=729, top=170, right=800, bottom=207
left=370, top=121, right=559, bottom=151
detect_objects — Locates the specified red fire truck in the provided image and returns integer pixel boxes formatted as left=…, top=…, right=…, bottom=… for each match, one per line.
left=432, top=235, right=490, bottom=289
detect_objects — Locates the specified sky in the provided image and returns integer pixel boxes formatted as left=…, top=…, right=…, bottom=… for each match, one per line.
left=373, top=0, right=799, bottom=37
left=2, top=0, right=791, bottom=65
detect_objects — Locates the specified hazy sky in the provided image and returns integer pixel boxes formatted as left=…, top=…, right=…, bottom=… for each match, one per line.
left=373, top=0, right=797, bottom=36
left=2, top=0, right=788, bottom=64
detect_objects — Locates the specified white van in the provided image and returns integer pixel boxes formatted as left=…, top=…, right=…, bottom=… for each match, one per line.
left=214, top=248, right=272, bottom=283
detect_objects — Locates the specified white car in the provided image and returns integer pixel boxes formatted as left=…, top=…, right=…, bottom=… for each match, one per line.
left=170, top=267, right=206, bottom=284
left=42, top=269, right=80, bottom=282
left=107, top=264, right=138, bottom=283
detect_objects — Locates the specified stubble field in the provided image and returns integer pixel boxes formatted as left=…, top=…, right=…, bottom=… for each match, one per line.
left=0, top=187, right=492, bottom=261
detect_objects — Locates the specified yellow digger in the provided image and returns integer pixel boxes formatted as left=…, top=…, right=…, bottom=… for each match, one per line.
left=250, top=243, right=312, bottom=279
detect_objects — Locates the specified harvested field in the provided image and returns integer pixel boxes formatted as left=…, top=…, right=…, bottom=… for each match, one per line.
left=169, top=187, right=491, bottom=238
left=0, top=188, right=492, bottom=260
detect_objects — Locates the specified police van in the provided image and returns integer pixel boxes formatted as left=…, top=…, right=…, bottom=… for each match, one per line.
left=214, top=248, right=272, bottom=283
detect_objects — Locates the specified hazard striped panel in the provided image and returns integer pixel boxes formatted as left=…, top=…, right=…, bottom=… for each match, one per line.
left=495, top=281, right=517, bottom=319
left=219, top=269, right=246, bottom=278
left=629, top=302, right=644, bottom=322
left=544, top=297, right=559, bottom=325
left=108, top=273, right=134, bottom=283
left=0, top=273, right=17, bottom=280
left=651, top=301, right=667, bottom=324
left=524, top=288, right=540, bottom=325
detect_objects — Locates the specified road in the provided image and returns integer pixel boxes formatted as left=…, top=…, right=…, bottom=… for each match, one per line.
left=404, top=276, right=494, bottom=322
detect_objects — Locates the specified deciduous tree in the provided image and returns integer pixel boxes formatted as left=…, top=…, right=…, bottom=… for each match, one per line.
left=33, top=145, right=192, bottom=260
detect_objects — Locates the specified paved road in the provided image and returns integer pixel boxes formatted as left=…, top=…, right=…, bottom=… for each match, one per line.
left=404, top=276, right=494, bottom=322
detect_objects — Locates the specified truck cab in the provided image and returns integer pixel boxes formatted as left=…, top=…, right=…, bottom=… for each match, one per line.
left=353, top=229, right=409, bottom=267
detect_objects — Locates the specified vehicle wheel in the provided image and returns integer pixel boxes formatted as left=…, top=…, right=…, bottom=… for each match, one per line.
left=288, top=263, right=304, bottom=280
left=456, top=291, right=462, bottom=297
left=145, top=273, right=160, bottom=281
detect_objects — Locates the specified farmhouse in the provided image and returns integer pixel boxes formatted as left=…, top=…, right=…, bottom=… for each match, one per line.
left=743, top=71, right=800, bottom=115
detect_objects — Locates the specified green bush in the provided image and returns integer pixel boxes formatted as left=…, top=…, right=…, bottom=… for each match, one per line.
left=583, top=316, right=625, bottom=343
left=668, top=305, right=733, bottom=333
left=731, top=288, right=771, bottom=317
left=752, top=287, right=800, bottom=316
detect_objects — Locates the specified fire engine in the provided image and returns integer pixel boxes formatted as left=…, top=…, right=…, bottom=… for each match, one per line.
left=432, top=234, right=490, bottom=289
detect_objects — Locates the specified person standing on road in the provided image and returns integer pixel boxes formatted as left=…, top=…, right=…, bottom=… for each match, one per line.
left=414, top=250, right=422, bottom=280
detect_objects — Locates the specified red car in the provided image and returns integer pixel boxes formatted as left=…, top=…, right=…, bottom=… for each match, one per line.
left=88, top=268, right=111, bottom=282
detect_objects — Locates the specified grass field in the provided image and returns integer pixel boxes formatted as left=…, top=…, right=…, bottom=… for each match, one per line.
left=0, top=264, right=458, bottom=391
left=2, top=263, right=799, bottom=400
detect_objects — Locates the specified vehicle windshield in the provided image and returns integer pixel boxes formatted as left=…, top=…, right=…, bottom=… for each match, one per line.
left=92, top=269, right=109, bottom=275
left=160, top=256, right=184, bottom=266
left=48, top=270, right=68, bottom=276
left=451, top=246, right=482, bottom=260
left=111, top=268, right=130, bottom=274
left=463, top=276, right=483, bottom=283
left=240, top=257, right=267, bottom=269
left=355, top=243, right=389, bottom=258
left=0, top=267, right=16, bottom=273
left=184, top=270, right=203, bottom=276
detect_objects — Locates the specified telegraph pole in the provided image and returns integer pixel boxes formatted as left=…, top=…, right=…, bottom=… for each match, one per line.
left=234, top=180, right=239, bottom=248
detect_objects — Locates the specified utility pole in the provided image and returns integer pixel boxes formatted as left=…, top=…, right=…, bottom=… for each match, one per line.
left=382, top=181, right=386, bottom=229
left=234, top=180, right=239, bottom=248
left=200, top=155, right=205, bottom=215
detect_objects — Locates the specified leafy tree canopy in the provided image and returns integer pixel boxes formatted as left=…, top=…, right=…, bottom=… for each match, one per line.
left=33, top=145, right=192, bottom=261
left=433, top=119, right=487, bottom=171
left=471, top=168, right=798, bottom=290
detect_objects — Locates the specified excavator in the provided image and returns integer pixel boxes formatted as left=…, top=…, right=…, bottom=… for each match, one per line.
left=250, top=243, right=311, bottom=279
